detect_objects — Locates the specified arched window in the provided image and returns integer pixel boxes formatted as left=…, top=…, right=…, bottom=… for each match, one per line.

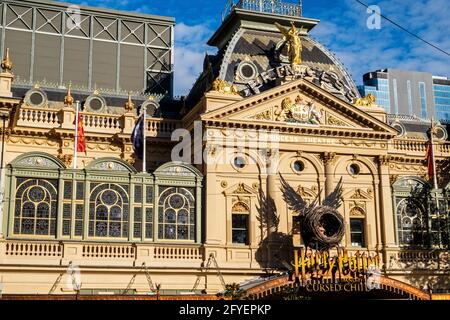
left=158, top=187, right=195, bottom=240
left=396, top=198, right=428, bottom=247
left=14, top=179, right=58, bottom=236
left=232, top=202, right=249, bottom=245
left=89, top=183, right=129, bottom=238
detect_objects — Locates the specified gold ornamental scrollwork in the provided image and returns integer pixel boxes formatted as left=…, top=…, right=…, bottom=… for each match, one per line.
left=327, top=114, right=349, bottom=127
left=210, top=78, right=240, bottom=96
left=58, top=153, right=73, bottom=167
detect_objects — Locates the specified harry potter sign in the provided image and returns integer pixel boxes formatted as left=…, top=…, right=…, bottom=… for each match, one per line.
left=291, top=248, right=380, bottom=282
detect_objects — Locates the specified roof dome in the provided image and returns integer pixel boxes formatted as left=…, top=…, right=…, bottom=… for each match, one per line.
left=186, top=6, right=360, bottom=108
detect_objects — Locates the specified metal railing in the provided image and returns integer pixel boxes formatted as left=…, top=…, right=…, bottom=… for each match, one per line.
left=222, top=0, right=302, bottom=21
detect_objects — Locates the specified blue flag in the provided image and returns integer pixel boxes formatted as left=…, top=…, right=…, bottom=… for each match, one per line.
left=131, top=114, right=144, bottom=160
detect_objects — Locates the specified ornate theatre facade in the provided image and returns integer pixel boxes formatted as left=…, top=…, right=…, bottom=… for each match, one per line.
left=0, top=0, right=449, bottom=298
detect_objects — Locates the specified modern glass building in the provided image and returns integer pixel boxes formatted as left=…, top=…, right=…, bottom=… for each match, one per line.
left=433, top=76, right=450, bottom=122
left=358, top=69, right=450, bottom=122
left=357, top=72, right=391, bottom=113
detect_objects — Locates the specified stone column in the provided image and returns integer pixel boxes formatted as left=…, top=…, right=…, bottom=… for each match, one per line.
left=321, top=152, right=336, bottom=197
left=204, top=147, right=222, bottom=245
left=0, top=114, right=8, bottom=239
left=266, top=149, right=280, bottom=236
left=377, top=156, right=397, bottom=249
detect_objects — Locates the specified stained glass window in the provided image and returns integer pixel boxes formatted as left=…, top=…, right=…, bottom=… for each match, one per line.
left=134, top=207, right=142, bottom=238
left=89, top=183, right=129, bottom=238
left=157, top=187, right=195, bottom=240
left=145, top=208, right=153, bottom=239
left=76, top=182, right=85, bottom=200
left=134, top=185, right=142, bottom=204
left=14, top=179, right=58, bottom=236
left=63, top=181, right=72, bottom=200
left=75, top=204, right=84, bottom=236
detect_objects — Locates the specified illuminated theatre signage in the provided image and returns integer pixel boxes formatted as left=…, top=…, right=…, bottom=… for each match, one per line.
left=241, top=65, right=358, bottom=103
left=291, top=248, right=380, bottom=286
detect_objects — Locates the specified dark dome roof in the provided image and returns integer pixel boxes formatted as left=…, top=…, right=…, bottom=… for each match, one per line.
left=185, top=12, right=360, bottom=109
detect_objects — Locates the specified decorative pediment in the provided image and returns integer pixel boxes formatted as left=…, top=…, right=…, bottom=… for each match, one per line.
left=224, top=182, right=257, bottom=195
left=344, top=188, right=373, bottom=200
left=296, top=185, right=318, bottom=198
left=11, top=152, right=65, bottom=169
left=87, top=158, right=136, bottom=173
left=154, top=162, right=202, bottom=178
left=201, top=78, right=398, bottom=137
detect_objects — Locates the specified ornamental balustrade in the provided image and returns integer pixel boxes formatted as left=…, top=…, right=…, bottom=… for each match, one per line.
left=387, top=250, right=450, bottom=271
left=391, top=139, right=450, bottom=156
left=13, top=105, right=181, bottom=138
left=222, top=0, right=302, bottom=21
left=1, top=240, right=204, bottom=264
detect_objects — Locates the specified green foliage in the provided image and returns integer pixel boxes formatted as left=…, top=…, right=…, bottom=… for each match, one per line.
left=217, top=283, right=248, bottom=300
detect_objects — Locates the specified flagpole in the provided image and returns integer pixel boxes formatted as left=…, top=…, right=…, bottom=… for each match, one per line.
left=73, top=100, right=80, bottom=170
left=430, top=118, right=438, bottom=190
left=142, top=104, right=147, bottom=174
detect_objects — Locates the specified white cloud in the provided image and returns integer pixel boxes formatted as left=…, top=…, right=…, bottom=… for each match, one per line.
left=310, top=0, right=450, bottom=85
left=173, top=23, right=216, bottom=96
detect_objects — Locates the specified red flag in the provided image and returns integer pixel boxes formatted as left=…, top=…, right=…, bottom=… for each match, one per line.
left=76, top=114, right=87, bottom=154
left=425, top=140, right=433, bottom=180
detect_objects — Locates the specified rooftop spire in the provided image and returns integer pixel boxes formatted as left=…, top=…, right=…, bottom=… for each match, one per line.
left=64, top=84, right=74, bottom=107
left=1, top=48, right=13, bottom=73
left=125, top=92, right=135, bottom=112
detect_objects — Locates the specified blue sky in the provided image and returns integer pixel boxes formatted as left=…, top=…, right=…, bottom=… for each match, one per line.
left=57, top=0, right=450, bottom=96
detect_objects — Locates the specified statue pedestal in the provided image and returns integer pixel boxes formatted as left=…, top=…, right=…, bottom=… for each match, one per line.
left=0, top=72, right=13, bottom=98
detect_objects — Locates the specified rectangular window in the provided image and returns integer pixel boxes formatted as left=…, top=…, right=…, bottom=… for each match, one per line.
left=76, top=182, right=84, bottom=200
left=145, top=208, right=153, bottom=239
left=393, top=79, right=399, bottom=114
left=350, top=219, right=365, bottom=247
left=63, top=181, right=72, bottom=200
left=134, top=207, right=142, bottom=238
left=75, top=204, right=84, bottom=236
left=407, top=80, right=413, bottom=115
left=134, top=185, right=142, bottom=204
left=419, top=82, right=428, bottom=119
left=62, top=203, right=72, bottom=236
left=232, top=214, right=249, bottom=245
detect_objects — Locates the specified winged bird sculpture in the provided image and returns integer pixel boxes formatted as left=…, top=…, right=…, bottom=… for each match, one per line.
left=280, top=174, right=345, bottom=250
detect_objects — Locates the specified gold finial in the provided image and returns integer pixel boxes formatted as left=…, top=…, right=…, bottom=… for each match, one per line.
left=64, top=85, right=74, bottom=106
left=353, top=93, right=376, bottom=107
left=93, top=83, right=99, bottom=95
left=33, top=83, right=40, bottom=89
left=125, top=91, right=135, bottom=112
left=1, top=48, right=13, bottom=73
left=148, top=95, right=155, bottom=101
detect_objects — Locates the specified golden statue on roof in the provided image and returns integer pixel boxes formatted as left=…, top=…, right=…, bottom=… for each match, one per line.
left=353, top=93, right=377, bottom=107
left=275, top=22, right=302, bottom=66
